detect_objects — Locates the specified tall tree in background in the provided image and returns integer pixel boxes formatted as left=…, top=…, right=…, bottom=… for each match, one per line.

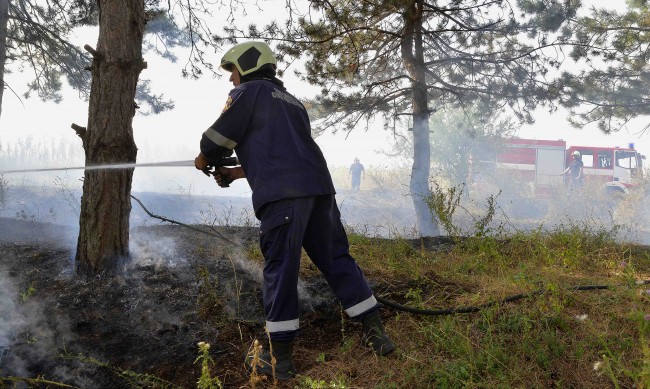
left=0, top=0, right=89, bottom=119
left=0, top=0, right=7, bottom=115
left=559, top=1, right=650, bottom=133
left=389, top=106, right=517, bottom=189
left=0, top=0, right=183, bottom=123
left=225, top=0, right=578, bottom=236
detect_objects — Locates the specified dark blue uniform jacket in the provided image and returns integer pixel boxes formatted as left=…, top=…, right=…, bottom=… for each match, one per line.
left=200, top=78, right=336, bottom=215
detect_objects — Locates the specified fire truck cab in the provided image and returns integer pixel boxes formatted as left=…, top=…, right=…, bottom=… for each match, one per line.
left=479, top=138, right=645, bottom=197
left=567, top=145, right=644, bottom=194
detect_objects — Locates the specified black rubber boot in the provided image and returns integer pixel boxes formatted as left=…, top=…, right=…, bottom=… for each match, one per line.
left=246, top=340, right=296, bottom=380
left=361, top=310, right=395, bottom=356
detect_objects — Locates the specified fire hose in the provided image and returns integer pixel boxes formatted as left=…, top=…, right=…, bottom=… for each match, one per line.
left=0, top=157, right=239, bottom=187
left=0, top=160, right=199, bottom=174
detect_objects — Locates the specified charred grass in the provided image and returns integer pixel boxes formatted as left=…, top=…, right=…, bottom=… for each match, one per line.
left=1, top=219, right=649, bottom=388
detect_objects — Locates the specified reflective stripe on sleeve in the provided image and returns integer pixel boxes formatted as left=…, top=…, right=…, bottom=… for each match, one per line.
left=265, top=319, right=300, bottom=333
left=204, top=127, right=238, bottom=149
left=345, top=295, right=378, bottom=318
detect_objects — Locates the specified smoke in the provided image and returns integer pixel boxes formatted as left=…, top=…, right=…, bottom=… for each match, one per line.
left=3, top=149, right=649, bottom=245
left=0, top=271, right=24, bottom=366
left=441, top=176, right=634, bottom=241
left=228, top=251, right=329, bottom=311
left=338, top=190, right=418, bottom=238
left=0, top=267, right=82, bottom=385
left=128, top=230, right=187, bottom=269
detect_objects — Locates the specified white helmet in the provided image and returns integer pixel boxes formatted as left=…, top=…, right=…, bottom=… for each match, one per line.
left=572, top=150, right=581, bottom=158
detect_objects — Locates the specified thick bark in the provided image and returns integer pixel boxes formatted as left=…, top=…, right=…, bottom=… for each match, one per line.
left=75, top=0, right=145, bottom=275
left=0, top=0, right=8, bottom=119
left=401, top=0, right=438, bottom=237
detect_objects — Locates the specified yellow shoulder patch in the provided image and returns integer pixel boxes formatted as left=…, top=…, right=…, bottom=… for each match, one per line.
left=222, top=96, right=233, bottom=113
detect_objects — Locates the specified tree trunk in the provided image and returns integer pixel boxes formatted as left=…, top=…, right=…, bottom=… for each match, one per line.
left=0, top=0, right=9, bottom=120
left=75, top=0, right=145, bottom=275
left=401, top=0, right=438, bottom=237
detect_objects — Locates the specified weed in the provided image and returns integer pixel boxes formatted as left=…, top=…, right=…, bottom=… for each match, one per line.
left=199, top=202, right=259, bottom=229
left=200, top=203, right=234, bottom=227
left=15, top=207, right=37, bottom=222
left=238, top=207, right=257, bottom=227
left=53, top=176, right=81, bottom=213
left=195, top=342, right=223, bottom=389
left=12, top=200, right=60, bottom=224
left=426, top=183, right=463, bottom=238
left=405, top=287, right=424, bottom=308
left=0, top=376, right=77, bottom=388
left=296, top=376, right=348, bottom=388
left=431, top=359, right=472, bottom=387
left=19, top=284, right=36, bottom=302
left=246, top=339, right=266, bottom=388
left=58, top=352, right=182, bottom=388
left=315, top=352, right=326, bottom=363
left=426, top=183, right=503, bottom=243
left=339, top=338, right=355, bottom=354
left=473, top=190, right=501, bottom=238
left=173, top=182, right=194, bottom=197
left=195, top=266, right=224, bottom=324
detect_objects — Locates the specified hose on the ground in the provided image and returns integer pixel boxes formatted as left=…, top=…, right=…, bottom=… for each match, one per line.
left=375, top=283, right=650, bottom=316
left=131, top=195, right=237, bottom=245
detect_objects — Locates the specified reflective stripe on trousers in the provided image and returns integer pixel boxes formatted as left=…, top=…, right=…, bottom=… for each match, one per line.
left=258, top=195, right=376, bottom=340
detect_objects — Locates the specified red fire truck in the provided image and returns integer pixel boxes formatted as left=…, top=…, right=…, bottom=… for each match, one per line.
left=475, top=138, right=645, bottom=197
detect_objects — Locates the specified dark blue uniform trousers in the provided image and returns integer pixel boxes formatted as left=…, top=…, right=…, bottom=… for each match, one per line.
left=258, top=194, right=377, bottom=341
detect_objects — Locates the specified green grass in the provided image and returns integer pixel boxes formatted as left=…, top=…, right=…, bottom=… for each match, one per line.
left=332, top=224, right=650, bottom=388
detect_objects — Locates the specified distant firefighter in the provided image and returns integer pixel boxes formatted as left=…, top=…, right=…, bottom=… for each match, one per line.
left=349, top=157, right=365, bottom=190
left=562, top=150, right=584, bottom=193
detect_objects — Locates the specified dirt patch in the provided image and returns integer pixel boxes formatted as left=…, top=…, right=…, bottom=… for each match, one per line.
left=0, top=218, right=394, bottom=388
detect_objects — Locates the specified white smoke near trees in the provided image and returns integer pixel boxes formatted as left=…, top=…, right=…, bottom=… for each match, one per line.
left=0, top=266, right=81, bottom=383
left=0, top=270, right=24, bottom=366
left=2, top=113, right=649, bottom=245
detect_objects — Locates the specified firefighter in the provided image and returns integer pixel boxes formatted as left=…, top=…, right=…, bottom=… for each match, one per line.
left=349, top=157, right=365, bottom=190
left=194, top=41, right=395, bottom=380
left=563, top=150, right=584, bottom=192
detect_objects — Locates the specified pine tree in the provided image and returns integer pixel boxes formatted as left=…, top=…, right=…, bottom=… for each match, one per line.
left=0, top=0, right=90, bottom=119
left=73, top=0, right=242, bottom=275
left=559, top=1, right=650, bottom=133
left=223, top=0, right=578, bottom=235
left=0, top=0, right=190, bottom=121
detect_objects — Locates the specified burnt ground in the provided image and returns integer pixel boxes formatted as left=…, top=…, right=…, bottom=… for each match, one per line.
left=0, top=217, right=411, bottom=388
